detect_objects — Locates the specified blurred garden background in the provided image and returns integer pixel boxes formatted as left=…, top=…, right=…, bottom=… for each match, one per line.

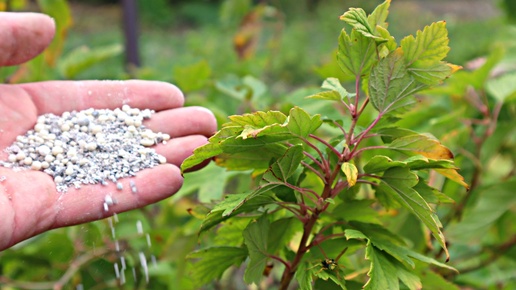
left=1, top=0, right=516, bottom=289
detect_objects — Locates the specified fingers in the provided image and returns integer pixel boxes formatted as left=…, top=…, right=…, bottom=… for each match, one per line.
left=19, top=80, right=185, bottom=115
left=0, top=164, right=184, bottom=250
left=144, top=106, right=218, bottom=138
left=154, top=135, right=209, bottom=166
left=52, top=164, right=183, bottom=227
left=0, top=12, right=55, bottom=66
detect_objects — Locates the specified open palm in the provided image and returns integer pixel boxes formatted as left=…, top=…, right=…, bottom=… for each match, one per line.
left=0, top=13, right=217, bottom=250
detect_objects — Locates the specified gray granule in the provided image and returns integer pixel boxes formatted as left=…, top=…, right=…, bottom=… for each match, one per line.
left=0, top=106, right=170, bottom=193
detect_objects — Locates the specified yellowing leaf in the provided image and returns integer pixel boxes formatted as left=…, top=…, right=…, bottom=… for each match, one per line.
left=434, top=168, right=469, bottom=189
left=341, top=162, right=359, bottom=186
left=388, top=134, right=454, bottom=160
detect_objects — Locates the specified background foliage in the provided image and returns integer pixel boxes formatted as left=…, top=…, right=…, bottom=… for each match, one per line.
left=0, top=0, right=515, bottom=289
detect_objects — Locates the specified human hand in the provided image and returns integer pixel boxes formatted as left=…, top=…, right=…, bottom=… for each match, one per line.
left=0, top=12, right=217, bottom=250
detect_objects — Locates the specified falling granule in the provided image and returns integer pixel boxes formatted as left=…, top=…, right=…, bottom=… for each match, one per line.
left=139, top=252, right=149, bottom=283
left=76, top=284, right=84, bottom=290
left=146, top=233, right=152, bottom=247
left=151, top=255, right=157, bottom=268
left=136, top=220, right=143, bottom=235
left=132, top=267, right=137, bottom=282
left=114, top=262, right=120, bottom=279
left=0, top=106, right=170, bottom=192
left=0, top=176, right=6, bottom=182
left=120, top=268, right=126, bottom=285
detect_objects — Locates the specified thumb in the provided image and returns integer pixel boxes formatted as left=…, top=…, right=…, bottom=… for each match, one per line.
left=0, top=12, right=56, bottom=66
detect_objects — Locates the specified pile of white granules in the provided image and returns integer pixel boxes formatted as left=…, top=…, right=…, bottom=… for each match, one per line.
left=0, top=105, right=169, bottom=192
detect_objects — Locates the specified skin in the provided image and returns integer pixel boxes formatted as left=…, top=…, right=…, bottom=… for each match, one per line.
left=0, top=13, right=217, bottom=251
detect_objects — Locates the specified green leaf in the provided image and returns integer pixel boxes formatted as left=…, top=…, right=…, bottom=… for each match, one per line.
left=187, top=246, right=248, bottom=286
left=37, top=0, right=72, bottom=65
left=295, top=261, right=313, bottom=290
left=337, top=29, right=377, bottom=78
left=307, top=78, right=349, bottom=101
left=445, top=179, right=516, bottom=243
left=58, top=44, right=123, bottom=79
left=367, top=0, right=391, bottom=29
left=175, top=163, right=234, bottom=203
left=322, top=77, right=349, bottom=98
left=341, top=162, right=358, bottom=186
left=413, top=179, right=455, bottom=205
left=400, top=21, right=449, bottom=66
left=220, top=183, right=280, bottom=217
left=287, top=107, right=323, bottom=138
left=388, top=133, right=454, bottom=160
left=364, top=243, right=400, bottom=290
left=173, top=60, right=212, bottom=92
left=345, top=229, right=368, bottom=240
left=306, top=90, right=342, bottom=101
left=369, top=49, right=426, bottom=114
left=200, top=194, right=275, bottom=233
left=264, top=144, right=304, bottom=182
left=215, top=144, right=286, bottom=170
left=243, top=214, right=270, bottom=285
left=340, top=7, right=386, bottom=43
left=408, top=62, right=454, bottom=85
left=377, top=167, right=449, bottom=260
left=346, top=225, right=456, bottom=272
left=181, top=142, right=223, bottom=172
left=363, top=155, right=406, bottom=173
left=333, top=200, right=381, bottom=224
left=267, top=217, right=299, bottom=254
left=486, top=72, right=516, bottom=103
left=404, top=155, right=457, bottom=170
left=215, top=218, right=253, bottom=247
left=229, top=110, right=287, bottom=128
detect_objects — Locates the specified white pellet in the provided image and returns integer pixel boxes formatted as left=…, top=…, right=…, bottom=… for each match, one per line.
left=85, top=142, right=97, bottom=151
left=31, top=161, right=42, bottom=170
left=8, top=154, right=16, bottom=162
left=37, top=145, right=51, bottom=156
left=52, top=146, right=64, bottom=155
left=15, top=152, right=26, bottom=161
left=140, top=139, right=154, bottom=147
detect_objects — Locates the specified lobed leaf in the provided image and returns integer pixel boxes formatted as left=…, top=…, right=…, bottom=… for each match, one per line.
left=400, top=21, right=450, bottom=66
left=377, top=167, right=449, bottom=260
left=229, top=110, right=287, bottom=127
left=287, top=107, right=323, bottom=138
left=187, top=246, right=248, bottom=286
left=367, top=0, right=391, bottom=29
left=337, top=29, right=377, bottom=78
left=333, top=199, right=381, bottom=224
left=363, top=155, right=406, bottom=174
left=243, top=214, right=270, bottom=285
left=368, top=48, right=427, bottom=114
left=340, top=7, right=386, bottom=43
left=199, top=194, right=276, bottom=233
left=322, top=77, right=349, bottom=99
left=486, top=72, right=516, bottom=103
left=264, top=144, right=304, bottom=182
left=295, top=261, right=313, bottom=290
left=363, top=242, right=400, bottom=290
